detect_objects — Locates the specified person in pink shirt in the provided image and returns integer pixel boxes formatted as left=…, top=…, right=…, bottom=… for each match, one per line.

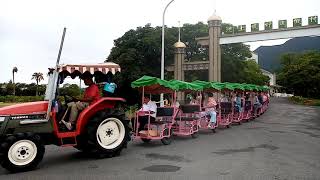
left=204, top=93, right=217, bottom=128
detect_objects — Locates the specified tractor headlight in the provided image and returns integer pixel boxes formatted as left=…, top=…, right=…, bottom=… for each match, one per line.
left=0, top=117, right=5, bottom=123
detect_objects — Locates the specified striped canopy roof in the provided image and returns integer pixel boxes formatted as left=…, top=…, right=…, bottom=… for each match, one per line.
left=58, top=62, right=121, bottom=75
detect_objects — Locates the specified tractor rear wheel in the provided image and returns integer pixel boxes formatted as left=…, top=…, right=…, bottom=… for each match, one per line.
left=86, top=110, right=129, bottom=158
left=0, top=133, right=45, bottom=173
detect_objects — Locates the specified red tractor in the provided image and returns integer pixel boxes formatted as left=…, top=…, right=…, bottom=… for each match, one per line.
left=0, top=29, right=129, bottom=172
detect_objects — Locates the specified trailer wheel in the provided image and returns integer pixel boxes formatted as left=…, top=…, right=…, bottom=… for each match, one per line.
left=0, top=133, right=45, bottom=173
left=161, top=128, right=173, bottom=145
left=87, top=110, right=129, bottom=158
left=191, top=125, right=199, bottom=138
left=191, top=132, right=199, bottom=138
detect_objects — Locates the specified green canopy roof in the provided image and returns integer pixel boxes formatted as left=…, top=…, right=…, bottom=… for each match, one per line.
left=242, top=83, right=254, bottom=91
left=131, top=76, right=270, bottom=93
left=226, top=82, right=245, bottom=91
left=191, top=80, right=210, bottom=87
left=131, top=75, right=177, bottom=94
left=262, top=85, right=270, bottom=91
left=192, top=80, right=223, bottom=91
left=169, top=79, right=203, bottom=91
left=211, top=82, right=235, bottom=91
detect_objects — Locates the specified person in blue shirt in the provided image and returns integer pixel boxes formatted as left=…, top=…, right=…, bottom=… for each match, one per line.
left=235, top=93, right=242, bottom=113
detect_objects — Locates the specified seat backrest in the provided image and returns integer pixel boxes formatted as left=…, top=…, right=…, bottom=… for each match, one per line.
left=156, top=107, right=175, bottom=117
left=180, top=104, right=201, bottom=113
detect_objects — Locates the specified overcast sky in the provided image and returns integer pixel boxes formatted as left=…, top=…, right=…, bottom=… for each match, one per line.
left=0, top=0, right=319, bottom=84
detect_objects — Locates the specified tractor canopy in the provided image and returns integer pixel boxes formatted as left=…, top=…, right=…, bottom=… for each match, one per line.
left=54, top=62, right=121, bottom=84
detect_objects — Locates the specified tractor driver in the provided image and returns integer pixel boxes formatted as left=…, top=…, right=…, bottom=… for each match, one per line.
left=62, top=75, right=101, bottom=130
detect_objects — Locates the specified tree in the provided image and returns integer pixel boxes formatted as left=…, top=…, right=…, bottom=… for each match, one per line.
left=59, top=84, right=81, bottom=97
left=31, top=72, right=44, bottom=96
left=12, top=67, right=18, bottom=96
left=277, top=51, right=320, bottom=98
left=106, top=23, right=269, bottom=104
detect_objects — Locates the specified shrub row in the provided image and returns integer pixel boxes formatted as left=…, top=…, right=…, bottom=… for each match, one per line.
left=289, top=96, right=320, bottom=106
left=0, top=96, right=45, bottom=103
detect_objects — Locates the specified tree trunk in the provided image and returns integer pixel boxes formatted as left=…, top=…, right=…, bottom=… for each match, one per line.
left=13, top=72, right=15, bottom=96
left=36, top=80, right=39, bottom=96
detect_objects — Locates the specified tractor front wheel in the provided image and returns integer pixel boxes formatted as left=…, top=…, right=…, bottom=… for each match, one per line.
left=0, top=133, right=45, bottom=173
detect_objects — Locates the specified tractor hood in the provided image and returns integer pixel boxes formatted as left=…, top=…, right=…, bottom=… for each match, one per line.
left=0, top=101, right=49, bottom=116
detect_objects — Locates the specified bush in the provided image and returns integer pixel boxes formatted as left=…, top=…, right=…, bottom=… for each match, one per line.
left=124, top=104, right=139, bottom=121
left=0, top=96, right=44, bottom=103
left=289, top=96, right=320, bottom=106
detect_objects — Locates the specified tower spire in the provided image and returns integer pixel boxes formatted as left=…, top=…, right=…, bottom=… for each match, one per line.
left=213, top=0, right=217, bottom=15
left=178, top=21, right=181, bottom=42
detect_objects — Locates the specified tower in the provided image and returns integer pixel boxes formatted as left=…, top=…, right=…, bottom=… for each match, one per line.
left=173, top=24, right=186, bottom=101
left=208, top=13, right=222, bottom=82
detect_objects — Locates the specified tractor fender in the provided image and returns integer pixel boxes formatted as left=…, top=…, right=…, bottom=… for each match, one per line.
left=75, top=97, right=126, bottom=135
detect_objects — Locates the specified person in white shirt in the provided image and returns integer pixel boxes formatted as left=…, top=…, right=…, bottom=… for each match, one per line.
left=135, top=96, right=157, bottom=131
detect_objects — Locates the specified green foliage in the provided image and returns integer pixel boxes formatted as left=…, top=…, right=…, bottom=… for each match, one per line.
left=106, top=22, right=270, bottom=104
left=0, top=96, right=44, bottom=103
left=181, top=22, right=208, bottom=61
left=242, top=60, right=270, bottom=85
left=124, top=104, right=139, bottom=121
left=277, top=51, right=320, bottom=98
left=220, top=43, right=269, bottom=85
left=289, top=96, right=320, bottom=106
left=0, top=83, right=46, bottom=96
left=59, top=84, right=81, bottom=97
left=32, top=72, right=44, bottom=96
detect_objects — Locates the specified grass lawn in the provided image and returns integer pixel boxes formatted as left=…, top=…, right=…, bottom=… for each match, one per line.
left=0, top=102, right=18, bottom=108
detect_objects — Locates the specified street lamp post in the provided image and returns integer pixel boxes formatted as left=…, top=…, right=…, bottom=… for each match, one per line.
left=160, top=0, right=175, bottom=107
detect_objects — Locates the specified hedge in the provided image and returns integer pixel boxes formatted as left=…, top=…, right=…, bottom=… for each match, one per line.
left=0, top=96, right=45, bottom=103
left=289, top=96, right=320, bottom=106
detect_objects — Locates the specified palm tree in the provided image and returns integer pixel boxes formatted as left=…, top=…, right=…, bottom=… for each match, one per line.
left=32, top=72, right=44, bottom=96
left=12, top=67, right=18, bottom=96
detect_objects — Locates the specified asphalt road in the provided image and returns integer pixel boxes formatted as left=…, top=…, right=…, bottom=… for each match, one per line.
left=1, top=98, right=319, bottom=180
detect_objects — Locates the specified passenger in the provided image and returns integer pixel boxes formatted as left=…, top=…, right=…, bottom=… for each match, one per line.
left=189, top=94, right=198, bottom=105
left=245, top=92, right=250, bottom=101
left=62, top=75, right=101, bottom=130
left=164, top=94, right=180, bottom=108
left=204, top=93, right=217, bottom=128
left=196, top=93, right=202, bottom=106
left=135, top=95, right=157, bottom=132
left=235, top=93, right=242, bottom=112
left=262, top=93, right=267, bottom=104
left=258, top=92, right=264, bottom=105
left=174, top=101, right=180, bottom=108
left=253, top=93, right=262, bottom=115
left=220, top=93, right=229, bottom=102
